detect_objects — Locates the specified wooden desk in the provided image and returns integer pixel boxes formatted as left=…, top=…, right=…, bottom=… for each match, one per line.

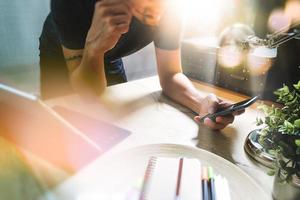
left=45, top=76, right=273, bottom=198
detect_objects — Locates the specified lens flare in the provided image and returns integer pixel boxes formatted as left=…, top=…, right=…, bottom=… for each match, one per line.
left=178, top=0, right=228, bottom=34
left=268, top=9, right=291, bottom=32
left=218, top=46, right=243, bottom=68
left=247, top=54, right=273, bottom=76
left=285, top=0, right=300, bottom=23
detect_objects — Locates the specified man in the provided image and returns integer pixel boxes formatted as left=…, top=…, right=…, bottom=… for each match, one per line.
left=39, top=0, right=243, bottom=130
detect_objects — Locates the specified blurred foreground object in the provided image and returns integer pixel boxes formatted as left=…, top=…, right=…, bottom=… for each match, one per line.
left=240, top=21, right=300, bottom=52
left=0, top=84, right=102, bottom=172
left=215, top=23, right=272, bottom=96
left=182, top=22, right=299, bottom=99
left=181, top=24, right=272, bottom=96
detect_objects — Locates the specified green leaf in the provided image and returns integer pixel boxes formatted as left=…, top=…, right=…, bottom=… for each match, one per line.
left=294, top=119, right=300, bottom=129
left=256, top=118, right=263, bottom=126
left=257, top=104, right=271, bottom=115
left=284, top=120, right=294, bottom=129
left=274, top=85, right=289, bottom=96
left=268, top=149, right=277, bottom=156
left=293, top=81, right=300, bottom=91
left=280, top=120, right=295, bottom=134
left=257, top=81, right=300, bottom=182
left=295, top=140, right=300, bottom=147
left=267, top=170, right=275, bottom=176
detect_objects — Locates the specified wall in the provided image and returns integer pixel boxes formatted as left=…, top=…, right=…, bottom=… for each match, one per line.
left=0, top=0, right=50, bottom=94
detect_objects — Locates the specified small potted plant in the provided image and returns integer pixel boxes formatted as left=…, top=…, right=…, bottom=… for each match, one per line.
left=256, top=81, right=300, bottom=200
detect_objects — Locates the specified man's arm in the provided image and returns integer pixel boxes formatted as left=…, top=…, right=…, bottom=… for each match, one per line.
left=61, top=0, right=132, bottom=99
left=62, top=46, right=107, bottom=99
left=155, top=47, right=239, bottom=130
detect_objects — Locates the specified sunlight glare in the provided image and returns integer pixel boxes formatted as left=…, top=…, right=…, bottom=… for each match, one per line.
left=247, top=54, right=273, bottom=76
left=218, top=46, right=243, bottom=68
left=268, top=9, right=291, bottom=32
left=285, top=0, right=300, bottom=23
left=178, top=0, right=228, bottom=31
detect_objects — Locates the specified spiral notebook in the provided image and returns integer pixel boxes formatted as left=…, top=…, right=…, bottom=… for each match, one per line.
left=139, top=157, right=202, bottom=200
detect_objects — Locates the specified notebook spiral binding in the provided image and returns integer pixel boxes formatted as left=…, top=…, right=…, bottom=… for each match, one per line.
left=139, top=156, right=157, bottom=200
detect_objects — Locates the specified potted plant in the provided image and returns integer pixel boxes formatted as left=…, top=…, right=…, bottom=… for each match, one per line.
left=256, top=81, right=300, bottom=200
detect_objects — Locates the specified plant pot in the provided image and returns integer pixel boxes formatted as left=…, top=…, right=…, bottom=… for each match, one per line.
left=272, top=169, right=300, bottom=200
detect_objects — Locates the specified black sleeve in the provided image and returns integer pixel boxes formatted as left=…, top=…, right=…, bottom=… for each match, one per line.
left=154, top=8, right=183, bottom=50
left=51, top=0, right=94, bottom=49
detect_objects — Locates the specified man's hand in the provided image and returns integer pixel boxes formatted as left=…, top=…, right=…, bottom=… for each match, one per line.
left=63, top=0, right=132, bottom=98
left=154, top=48, right=244, bottom=131
left=85, top=0, right=132, bottom=55
left=194, top=94, right=244, bottom=130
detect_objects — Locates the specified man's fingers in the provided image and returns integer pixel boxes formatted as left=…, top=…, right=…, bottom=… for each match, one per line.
left=102, top=4, right=131, bottom=17
left=203, top=118, right=226, bottom=130
left=98, top=3, right=132, bottom=34
left=114, top=24, right=130, bottom=34
left=215, top=115, right=234, bottom=125
left=194, top=116, right=201, bottom=123
left=194, top=116, right=227, bottom=130
left=208, top=101, right=219, bottom=114
left=219, top=101, right=231, bottom=108
left=108, top=15, right=131, bottom=34
left=96, top=0, right=128, bottom=8
left=233, top=109, right=245, bottom=116
left=202, top=94, right=220, bottom=114
left=110, top=15, right=132, bottom=26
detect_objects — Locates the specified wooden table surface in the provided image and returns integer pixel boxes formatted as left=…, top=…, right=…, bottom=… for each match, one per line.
left=0, top=77, right=273, bottom=200
left=45, top=76, right=274, bottom=198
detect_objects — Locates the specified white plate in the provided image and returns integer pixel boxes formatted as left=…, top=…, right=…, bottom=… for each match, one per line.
left=53, top=144, right=270, bottom=200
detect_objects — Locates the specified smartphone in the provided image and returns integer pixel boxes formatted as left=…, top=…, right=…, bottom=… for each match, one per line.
left=200, top=96, right=259, bottom=122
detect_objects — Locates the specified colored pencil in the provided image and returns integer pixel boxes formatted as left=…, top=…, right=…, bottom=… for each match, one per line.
left=175, top=158, right=184, bottom=199
left=208, top=167, right=216, bottom=200
left=202, top=166, right=210, bottom=200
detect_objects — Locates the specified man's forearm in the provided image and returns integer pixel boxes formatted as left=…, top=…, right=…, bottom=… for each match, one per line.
left=69, top=48, right=107, bottom=98
left=160, top=73, right=204, bottom=114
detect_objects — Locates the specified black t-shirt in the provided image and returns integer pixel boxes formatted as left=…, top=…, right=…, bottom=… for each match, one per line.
left=51, top=0, right=182, bottom=60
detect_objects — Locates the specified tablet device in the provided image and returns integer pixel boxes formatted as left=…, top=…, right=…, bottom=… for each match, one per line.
left=200, top=96, right=259, bottom=122
left=0, top=83, right=130, bottom=172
